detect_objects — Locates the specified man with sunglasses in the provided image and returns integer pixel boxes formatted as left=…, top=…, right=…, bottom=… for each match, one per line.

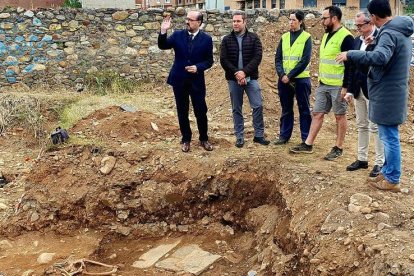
left=343, top=11, right=384, bottom=178
left=290, top=6, right=353, bottom=161
left=336, top=0, right=414, bottom=192
left=158, top=11, right=214, bottom=153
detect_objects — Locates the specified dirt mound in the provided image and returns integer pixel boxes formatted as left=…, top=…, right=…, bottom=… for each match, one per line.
left=71, top=106, right=179, bottom=143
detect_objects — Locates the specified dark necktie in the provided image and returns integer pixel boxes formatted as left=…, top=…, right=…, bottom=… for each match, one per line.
left=188, top=34, right=194, bottom=54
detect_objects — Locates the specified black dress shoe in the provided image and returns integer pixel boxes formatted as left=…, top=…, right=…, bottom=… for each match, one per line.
left=235, top=138, right=244, bottom=148
left=369, top=165, right=382, bottom=177
left=273, top=138, right=288, bottom=145
left=253, top=136, right=270, bottom=145
left=346, top=160, right=368, bottom=171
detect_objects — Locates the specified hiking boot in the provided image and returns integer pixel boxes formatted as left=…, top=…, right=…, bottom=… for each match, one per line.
left=346, top=160, right=368, bottom=171
left=369, top=179, right=401, bottom=192
left=369, top=165, right=382, bottom=177
left=235, top=138, right=244, bottom=148
left=289, top=142, right=313, bottom=154
left=369, top=172, right=384, bottom=182
left=253, top=136, right=270, bottom=145
left=324, top=146, right=343, bottom=161
left=273, top=138, right=289, bottom=145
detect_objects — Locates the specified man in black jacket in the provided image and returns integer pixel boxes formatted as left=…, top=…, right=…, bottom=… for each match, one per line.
left=344, top=11, right=384, bottom=177
left=220, top=11, right=269, bottom=148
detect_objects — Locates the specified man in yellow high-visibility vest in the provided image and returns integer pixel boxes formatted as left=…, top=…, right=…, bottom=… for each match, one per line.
left=274, top=10, right=312, bottom=145
left=290, top=5, right=353, bottom=161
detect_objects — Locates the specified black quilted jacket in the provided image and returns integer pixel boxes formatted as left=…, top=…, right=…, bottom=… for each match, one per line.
left=220, top=29, right=262, bottom=81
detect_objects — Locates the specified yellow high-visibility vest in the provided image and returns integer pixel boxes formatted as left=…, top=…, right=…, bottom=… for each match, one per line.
left=319, top=27, right=352, bottom=86
left=281, top=30, right=311, bottom=78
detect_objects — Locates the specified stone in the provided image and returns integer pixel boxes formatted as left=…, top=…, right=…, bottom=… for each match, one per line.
left=0, top=203, right=8, bottom=210
left=30, top=211, right=40, bottom=222
left=100, top=156, right=116, bottom=175
left=255, top=16, right=267, bottom=23
left=175, top=7, right=186, bottom=16
left=22, top=270, right=35, bottom=276
left=155, top=244, right=221, bottom=275
left=68, top=20, right=79, bottom=31
left=0, top=13, right=11, bottom=19
left=115, top=24, right=126, bottom=32
left=205, top=24, right=214, bottom=32
left=143, top=22, right=160, bottom=30
left=33, top=64, right=46, bottom=71
left=349, top=193, right=372, bottom=207
left=132, top=240, right=180, bottom=268
left=126, top=29, right=137, bottom=37
left=37, top=252, right=55, bottom=264
left=125, top=47, right=138, bottom=56
left=112, top=11, right=129, bottom=21
left=0, top=240, right=13, bottom=248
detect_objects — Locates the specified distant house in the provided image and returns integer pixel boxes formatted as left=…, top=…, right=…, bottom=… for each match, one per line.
left=225, top=0, right=404, bottom=15
left=0, top=0, right=64, bottom=9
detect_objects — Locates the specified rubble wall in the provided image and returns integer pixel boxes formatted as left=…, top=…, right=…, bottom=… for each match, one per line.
left=0, top=7, right=318, bottom=88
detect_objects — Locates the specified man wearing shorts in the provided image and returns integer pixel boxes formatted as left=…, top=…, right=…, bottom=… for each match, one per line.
left=289, top=5, right=353, bottom=161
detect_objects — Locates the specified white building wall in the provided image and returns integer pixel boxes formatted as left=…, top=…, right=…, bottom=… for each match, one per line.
left=81, top=0, right=136, bottom=9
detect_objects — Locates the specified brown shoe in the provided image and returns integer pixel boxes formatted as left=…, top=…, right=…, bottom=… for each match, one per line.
left=200, top=140, right=213, bottom=151
left=369, top=173, right=384, bottom=183
left=369, top=179, right=401, bottom=192
left=181, top=142, right=190, bottom=152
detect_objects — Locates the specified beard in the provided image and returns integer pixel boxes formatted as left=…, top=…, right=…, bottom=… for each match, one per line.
left=325, top=24, right=333, bottom=33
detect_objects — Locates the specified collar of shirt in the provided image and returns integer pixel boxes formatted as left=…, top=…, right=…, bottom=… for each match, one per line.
left=359, top=28, right=376, bottom=42
left=188, top=30, right=200, bottom=39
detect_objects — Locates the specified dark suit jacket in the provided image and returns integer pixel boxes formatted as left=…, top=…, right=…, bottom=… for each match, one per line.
left=158, top=30, right=213, bottom=89
left=347, top=29, right=378, bottom=99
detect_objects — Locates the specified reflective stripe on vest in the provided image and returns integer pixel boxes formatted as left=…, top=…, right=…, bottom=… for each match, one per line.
left=281, top=31, right=311, bottom=78
left=319, top=27, right=352, bottom=86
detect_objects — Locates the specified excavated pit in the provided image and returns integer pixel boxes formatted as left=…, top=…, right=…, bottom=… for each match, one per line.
left=0, top=143, right=312, bottom=275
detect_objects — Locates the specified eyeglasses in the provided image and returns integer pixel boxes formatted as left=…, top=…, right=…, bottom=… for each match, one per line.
left=186, top=18, right=199, bottom=22
left=320, top=16, right=331, bottom=21
left=354, top=22, right=370, bottom=28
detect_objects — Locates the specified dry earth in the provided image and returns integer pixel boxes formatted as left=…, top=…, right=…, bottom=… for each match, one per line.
left=1, top=18, right=414, bottom=276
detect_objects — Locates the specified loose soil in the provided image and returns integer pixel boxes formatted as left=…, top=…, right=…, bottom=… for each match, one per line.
left=1, top=18, right=414, bottom=276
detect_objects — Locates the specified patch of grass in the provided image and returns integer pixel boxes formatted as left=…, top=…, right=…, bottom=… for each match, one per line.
left=62, top=0, right=82, bottom=8
left=85, top=70, right=140, bottom=95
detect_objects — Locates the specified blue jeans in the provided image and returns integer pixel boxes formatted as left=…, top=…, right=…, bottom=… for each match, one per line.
left=277, top=78, right=311, bottom=142
left=228, top=80, right=265, bottom=139
left=378, top=124, right=401, bottom=184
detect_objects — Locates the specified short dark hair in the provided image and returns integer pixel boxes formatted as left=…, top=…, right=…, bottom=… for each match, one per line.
left=196, top=11, right=203, bottom=24
left=233, top=10, right=247, bottom=21
left=367, top=0, right=392, bottom=18
left=324, top=5, right=342, bottom=21
left=290, top=10, right=306, bottom=30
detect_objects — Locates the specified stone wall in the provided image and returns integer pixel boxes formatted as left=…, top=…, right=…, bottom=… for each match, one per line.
left=0, top=7, right=319, bottom=89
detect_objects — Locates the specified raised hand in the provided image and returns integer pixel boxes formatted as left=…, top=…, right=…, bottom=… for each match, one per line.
left=161, top=16, right=172, bottom=34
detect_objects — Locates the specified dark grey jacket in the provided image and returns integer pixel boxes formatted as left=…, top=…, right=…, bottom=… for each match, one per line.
left=347, top=16, right=414, bottom=125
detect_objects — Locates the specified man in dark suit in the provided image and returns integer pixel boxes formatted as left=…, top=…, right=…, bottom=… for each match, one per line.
left=158, top=11, right=214, bottom=153
left=344, top=11, right=384, bottom=177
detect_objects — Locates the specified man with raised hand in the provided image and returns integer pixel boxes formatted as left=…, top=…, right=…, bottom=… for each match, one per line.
left=158, top=11, right=214, bottom=153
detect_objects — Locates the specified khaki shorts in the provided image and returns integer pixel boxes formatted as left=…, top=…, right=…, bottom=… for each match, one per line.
left=313, top=84, right=347, bottom=115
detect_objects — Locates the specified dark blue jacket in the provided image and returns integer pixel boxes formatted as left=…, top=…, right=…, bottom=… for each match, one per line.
left=347, top=16, right=414, bottom=125
left=347, top=29, right=378, bottom=99
left=158, top=30, right=213, bottom=88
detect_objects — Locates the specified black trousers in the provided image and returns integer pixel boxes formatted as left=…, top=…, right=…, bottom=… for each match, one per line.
left=172, top=79, right=209, bottom=143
